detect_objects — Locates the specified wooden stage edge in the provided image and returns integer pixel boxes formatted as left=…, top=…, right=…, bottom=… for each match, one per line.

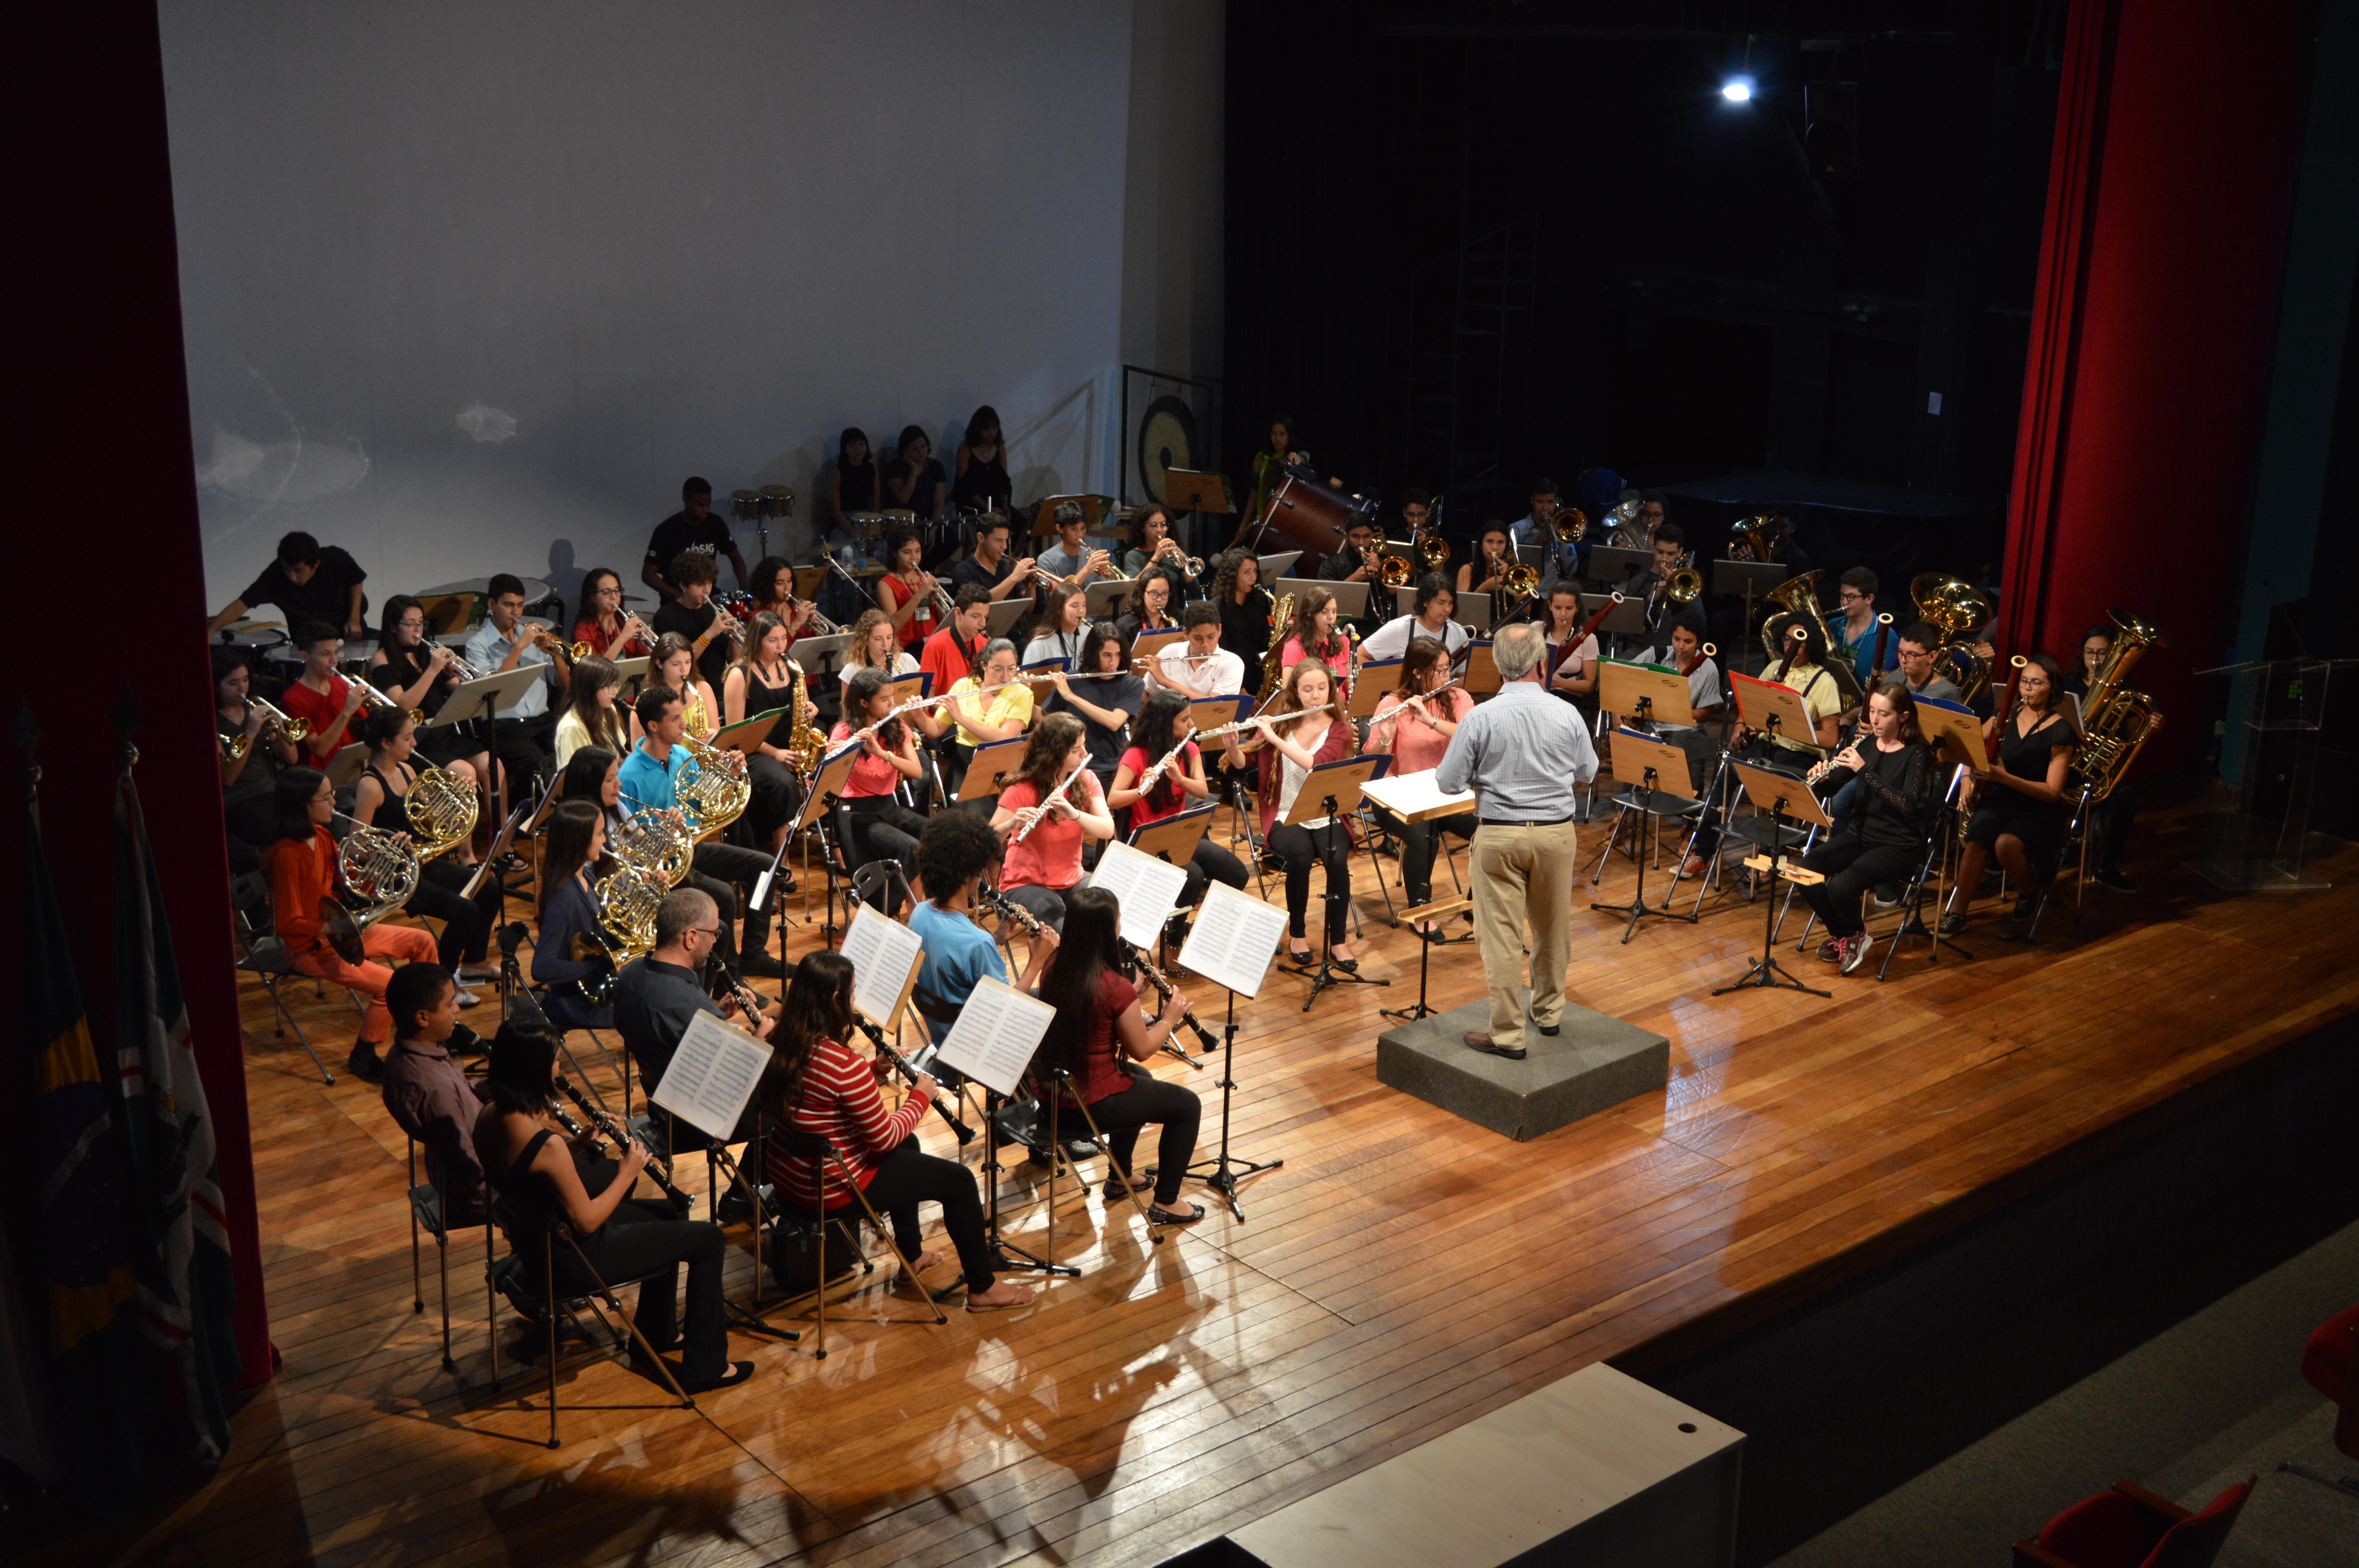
left=35, top=786, right=2359, bottom=1568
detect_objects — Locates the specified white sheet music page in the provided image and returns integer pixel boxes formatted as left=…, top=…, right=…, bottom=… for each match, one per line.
left=652, top=1011, right=774, bottom=1143
left=1086, top=838, right=1191, bottom=950
left=1359, top=768, right=1476, bottom=821
left=842, top=902, right=924, bottom=1030
left=1176, top=880, right=1289, bottom=998
left=931, top=975, right=1056, bottom=1099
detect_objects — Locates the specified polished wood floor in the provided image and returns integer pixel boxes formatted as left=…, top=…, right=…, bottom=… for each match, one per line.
left=53, top=786, right=2359, bottom=1568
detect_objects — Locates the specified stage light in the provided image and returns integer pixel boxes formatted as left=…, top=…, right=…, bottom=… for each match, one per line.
left=1721, top=75, right=1756, bottom=103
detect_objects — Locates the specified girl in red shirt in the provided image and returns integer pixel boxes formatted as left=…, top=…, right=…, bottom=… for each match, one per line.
left=572, top=567, right=656, bottom=659
left=990, top=713, right=1114, bottom=933
left=876, top=526, right=946, bottom=652
left=266, top=767, right=438, bottom=1082
left=758, top=951, right=1034, bottom=1311
left=1109, top=690, right=1249, bottom=936
left=1035, top=887, right=1203, bottom=1223
left=1276, top=586, right=1354, bottom=688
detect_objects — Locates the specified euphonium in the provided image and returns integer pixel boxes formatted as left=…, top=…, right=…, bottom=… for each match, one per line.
left=1605, top=498, right=1650, bottom=549
left=1256, top=592, right=1297, bottom=702
left=1729, top=514, right=1775, bottom=562
left=403, top=764, right=479, bottom=861
left=1760, top=571, right=1865, bottom=704
left=334, top=820, right=420, bottom=929
left=1909, top=572, right=1995, bottom=703
left=2068, top=608, right=2166, bottom=804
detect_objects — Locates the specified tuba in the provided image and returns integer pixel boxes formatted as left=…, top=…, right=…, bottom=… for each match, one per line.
left=1761, top=572, right=1864, bottom=704
left=403, top=764, right=479, bottom=861
left=1909, top=573, right=1995, bottom=703
left=1256, top=592, right=1298, bottom=702
left=335, top=822, right=420, bottom=930
left=1605, top=498, right=1650, bottom=549
left=2067, top=609, right=2166, bottom=804
left=1728, top=514, right=1776, bottom=562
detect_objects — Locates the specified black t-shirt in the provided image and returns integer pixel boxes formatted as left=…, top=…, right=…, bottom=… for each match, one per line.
left=1047, top=673, right=1144, bottom=779
left=885, top=457, right=947, bottom=518
left=652, top=599, right=732, bottom=694
left=952, top=553, right=1014, bottom=596
left=239, top=545, right=367, bottom=632
left=646, top=511, right=736, bottom=584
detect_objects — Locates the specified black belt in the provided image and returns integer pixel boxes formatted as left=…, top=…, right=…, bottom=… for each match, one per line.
left=1478, top=814, right=1575, bottom=828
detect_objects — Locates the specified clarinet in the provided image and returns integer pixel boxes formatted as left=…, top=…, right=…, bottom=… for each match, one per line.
left=1122, top=942, right=1215, bottom=1066
left=984, top=886, right=1045, bottom=936
left=848, top=1015, right=977, bottom=1144
left=552, top=1073, right=691, bottom=1209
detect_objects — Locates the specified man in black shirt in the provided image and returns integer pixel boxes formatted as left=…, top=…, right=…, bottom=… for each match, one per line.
left=642, top=476, right=748, bottom=606
left=1318, top=516, right=1386, bottom=637
left=613, top=887, right=773, bottom=1171
left=209, top=531, right=368, bottom=640
left=949, top=512, right=1036, bottom=604
left=651, top=553, right=737, bottom=694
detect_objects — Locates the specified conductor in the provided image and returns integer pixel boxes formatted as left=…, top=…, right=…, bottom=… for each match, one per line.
left=1435, top=622, right=1599, bottom=1061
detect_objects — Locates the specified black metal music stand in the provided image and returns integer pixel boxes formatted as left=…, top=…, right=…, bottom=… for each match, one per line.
left=1589, top=729, right=1702, bottom=945
left=1276, top=755, right=1391, bottom=1011
left=1177, top=883, right=1289, bottom=1220
left=1712, top=762, right=1832, bottom=997
left=1379, top=895, right=1472, bottom=1022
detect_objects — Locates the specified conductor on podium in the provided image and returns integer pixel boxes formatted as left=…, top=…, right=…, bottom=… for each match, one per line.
left=1435, top=622, right=1599, bottom=1062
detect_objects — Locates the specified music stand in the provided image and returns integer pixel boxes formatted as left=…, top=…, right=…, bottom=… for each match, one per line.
left=1128, top=805, right=1212, bottom=875
left=1712, top=761, right=1832, bottom=997
left=881, top=670, right=930, bottom=705
left=985, top=598, right=1030, bottom=639
left=1349, top=659, right=1401, bottom=717
left=424, top=664, right=545, bottom=729
left=1589, top=729, right=1702, bottom=944
left=956, top=737, right=1025, bottom=802
left=1596, top=658, right=1694, bottom=732
left=786, top=632, right=851, bottom=686
left=931, top=976, right=1078, bottom=1278
left=1455, top=595, right=1496, bottom=633
left=1459, top=641, right=1502, bottom=695
left=611, top=654, right=652, bottom=698
left=754, top=739, right=860, bottom=915
left=1132, top=628, right=1185, bottom=665
left=1083, top=579, right=1132, bottom=618
left=1359, top=768, right=1478, bottom=962
left=1714, top=560, right=1788, bottom=673
left=1730, top=671, right=1826, bottom=757
left=1587, top=545, right=1652, bottom=589
left=1912, top=695, right=1989, bottom=773
left=1277, top=577, right=1370, bottom=621
left=322, top=740, right=369, bottom=790
left=1163, top=470, right=1234, bottom=515
left=1579, top=592, right=1650, bottom=643
left=1176, top=880, right=1292, bottom=1220
left=1278, top=753, right=1392, bottom=1010
left=1256, top=550, right=1303, bottom=581
left=711, top=709, right=784, bottom=757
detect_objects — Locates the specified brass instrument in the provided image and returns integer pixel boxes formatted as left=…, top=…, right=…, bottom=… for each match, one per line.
left=1150, top=538, right=1206, bottom=577
left=1605, top=498, right=1650, bottom=549
left=1554, top=506, right=1590, bottom=544
left=1662, top=554, right=1704, bottom=604
left=1378, top=554, right=1415, bottom=589
left=574, top=862, right=666, bottom=1005
left=676, top=729, right=752, bottom=835
left=1729, top=514, right=1776, bottom=562
left=615, top=795, right=696, bottom=887
left=527, top=625, right=590, bottom=662
left=1416, top=532, right=1451, bottom=571
left=220, top=697, right=309, bottom=760
left=1502, top=561, right=1541, bottom=599
left=353, top=677, right=425, bottom=726
left=780, top=659, right=825, bottom=773
left=1909, top=573, right=1995, bottom=703
left=403, top=765, right=478, bottom=861
left=330, top=813, right=420, bottom=930
left=2067, top=609, right=2166, bottom=803
left=1255, top=592, right=1298, bottom=702
left=1760, top=572, right=1865, bottom=704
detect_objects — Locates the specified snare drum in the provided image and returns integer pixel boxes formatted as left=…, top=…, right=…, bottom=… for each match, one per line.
left=758, top=484, right=795, bottom=518
left=731, top=488, right=762, bottom=523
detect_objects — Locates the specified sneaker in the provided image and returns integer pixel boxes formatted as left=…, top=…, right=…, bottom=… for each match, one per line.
left=345, top=1040, right=385, bottom=1084
left=2092, top=867, right=2137, bottom=894
left=1678, top=854, right=1710, bottom=879
left=1839, top=932, right=1875, bottom=975
left=1816, top=938, right=1843, bottom=963
left=1937, top=911, right=1968, bottom=937
left=2009, top=892, right=2040, bottom=922
left=453, top=987, right=482, bottom=1009
left=1872, top=883, right=1903, bottom=909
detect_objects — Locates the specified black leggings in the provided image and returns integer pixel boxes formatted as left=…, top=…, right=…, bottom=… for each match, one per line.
left=1075, top=1063, right=1201, bottom=1207
left=1267, top=820, right=1351, bottom=942
left=1370, top=804, right=1474, bottom=907
left=745, top=754, right=805, bottom=843
left=843, top=1135, right=996, bottom=1294
left=1175, top=837, right=1249, bottom=908
left=690, top=840, right=777, bottom=958
left=841, top=795, right=927, bottom=882
left=550, top=1199, right=728, bottom=1380
left=406, top=856, right=501, bottom=969
left=1799, top=835, right=1925, bottom=938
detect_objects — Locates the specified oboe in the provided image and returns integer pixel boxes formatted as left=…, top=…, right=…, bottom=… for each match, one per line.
left=848, top=1016, right=977, bottom=1144
left=1122, top=942, right=1216, bottom=1065
left=552, top=1073, right=690, bottom=1209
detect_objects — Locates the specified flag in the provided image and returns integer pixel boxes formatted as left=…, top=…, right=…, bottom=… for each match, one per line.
left=115, top=768, right=240, bottom=1463
left=22, top=776, right=146, bottom=1520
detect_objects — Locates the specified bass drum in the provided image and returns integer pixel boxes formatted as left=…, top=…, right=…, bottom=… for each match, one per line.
left=1250, top=468, right=1375, bottom=563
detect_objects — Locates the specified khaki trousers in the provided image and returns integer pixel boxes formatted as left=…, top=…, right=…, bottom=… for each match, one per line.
left=1470, top=820, right=1579, bottom=1049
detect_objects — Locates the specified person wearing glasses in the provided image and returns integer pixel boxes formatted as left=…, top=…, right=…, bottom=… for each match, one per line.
left=1831, top=568, right=1901, bottom=697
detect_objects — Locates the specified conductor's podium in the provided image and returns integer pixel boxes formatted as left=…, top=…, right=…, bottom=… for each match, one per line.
left=1376, top=987, right=1669, bottom=1142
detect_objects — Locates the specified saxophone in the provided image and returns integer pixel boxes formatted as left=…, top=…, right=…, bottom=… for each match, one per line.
left=781, top=658, right=824, bottom=773
left=403, top=765, right=478, bottom=861
left=1256, top=592, right=1297, bottom=703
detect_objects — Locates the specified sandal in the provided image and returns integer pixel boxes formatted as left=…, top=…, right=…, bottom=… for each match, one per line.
left=1147, top=1201, right=1205, bottom=1225
left=964, top=1282, right=1039, bottom=1312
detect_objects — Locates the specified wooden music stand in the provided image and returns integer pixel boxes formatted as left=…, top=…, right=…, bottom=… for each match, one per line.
left=1730, top=671, right=1827, bottom=757
left=882, top=671, right=930, bottom=705
left=1349, top=660, right=1401, bottom=717
left=1912, top=695, right=1988, bottom=772
left=1459, top=641, right=1503, bottom=695
left=1588, top=728, right=1701, bottom=944
left=957, top=737, right=1026, bottom=802
left=1129, top=805, right=1212, bottom=871
left=1382, top=895, right=1473, bottom=1021
left=1132, top=628, right=1185, bottom=666
left=1596, top=658, right=1694, bottom=731
left=1162, top=470, right=1235, bottom=515
left=1713, top=760, right=1832, bottom=997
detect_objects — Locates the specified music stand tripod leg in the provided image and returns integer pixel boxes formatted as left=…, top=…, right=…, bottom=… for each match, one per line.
left=1591, top=770, right=1699, bottom=943
left=1184, top=987, right=1282, bottom=1221
left=978, top=1087, right=1080, bottom=1278
left=1710, top=807, right=1830, bottom=997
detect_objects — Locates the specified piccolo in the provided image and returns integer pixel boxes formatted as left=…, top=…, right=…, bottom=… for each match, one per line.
left=553, top=1073, right=690, bottom=1209
left=849, top=1016, right=976, bottom=1144
left=1122, top=941, right=1216, bottom=1065
left=1009, top=759, right=1093, bottom=844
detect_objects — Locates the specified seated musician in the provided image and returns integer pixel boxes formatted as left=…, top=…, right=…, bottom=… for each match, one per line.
left=908, top=810, right=1058, bottom=1051
left=1626, top=609, right=1725, bottom=792
left=1114, top=566, right=1182, bottom=653
left=1942, top=653, right=2077, bottom=934
left=474, top=1020, right=752, bottom=1393
left=830, top=668, right=930, bottom=901
left=920, top=587, right=993, bottom=714
left=876, top=525, right=946, bottom=654
left=1044, top=625, right=1144, bottom=802
left=370, top=596, right=491, bottom=846
left=353, top=708, right=501, bottom=996
left=949, top=512, right=1035, bottom=605
left=1240, top=660, right=1358, bottom=969
left=1035, top=500, right=1114, bottom=594
left=650, top=552, right=737, bottom=697
left=1122, top=504, right=1186, bottom=580
left=883, top=424, right=948, bottom=521
left=1367, top=637, right=1474, bottom=939
left=276, top=622, right=368, bottom=768
left=1277, top=587, right=1353, bottom=685
left=381, top=962, right=489, bottom=1225
left=613, top=886, right=776, bottom=1118
left=1358, top=572, right=1470, bottom=670
left=1799, top=681, right=1940, bottom=975
left=1456, top=523, right=1513, bottom=613
left=757, top=950, right=1035, bottom=1310
left=743, top=556, right=818, bottom=641
left=990, top=713, right=1116, bottom=932
left=1023, top=581, right=1091, bottom=672
left=1212, top=549, right=1276, bottom=695
left=463, top=575, right=571, bottom=822
left=642, top=476, right=748, bottom=607
left=560, top=741, right=771, bottom=964
left=1509, top=477, right=1582, bottom=582
left=617, top=686, right=786, bottom=978
left=1539, top=582, right=1599, bottom=708
left=216, top=645, right=296, bottom=876
left=1896, top=622, right=1966, bottom=705
left=573, top=566, right=656, bottom=659
left=1832, top=568, right=1902, bottom=692
left=267, top=767, right=440, bottom=1083
left=945, top=637, right=1033, bottom=809
left=532, top=799, right=618, bottom=1032
left=1110, top=690, right=1250, bottom=946
left=1317, top=516, right=1387, bottom=638
left=1678, top=612, right=1845, bottom=882
left=2067, top=624, right=2145, bottom=895
left=1633, top=521, right=1689, bottom=636
left=720, top=611, right=814, bottom=858
left=1036, top=886, right=1204, bottom=1225
left=208, top=529, right=369, bottom=641
left=1150, top=603, right=1245, bottom=699
left=638, top=633, right=723, bottom=755
left=553, top=653, right=629, bottom=771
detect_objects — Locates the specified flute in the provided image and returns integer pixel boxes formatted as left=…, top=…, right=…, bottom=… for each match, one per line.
left=1009, top=760, right=1093, bottom=844
left=848, top=1015, right=977, bottom=1144
left=552, top=1073, right=690, bottom=1209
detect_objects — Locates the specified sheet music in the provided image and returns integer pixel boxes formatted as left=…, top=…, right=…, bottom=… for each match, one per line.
left=1359, top=768, right=1477, bottom=820
left=1176, top=880, right=1289, bottom=998
left=931, top=975, right=1057, bottom=1099
left=843, top=902, right=924, bottom=1030
left=651, top=1011, right=774, bottom=1143
left=1087, top=839, right=1192, bottom=950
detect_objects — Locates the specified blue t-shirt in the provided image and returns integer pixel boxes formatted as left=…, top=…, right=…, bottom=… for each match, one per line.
left=616, top=742, right=695, bottom=813
left=909, top=900, right=1009, bottom=1047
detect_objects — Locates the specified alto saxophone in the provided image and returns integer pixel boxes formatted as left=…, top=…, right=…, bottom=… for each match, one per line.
left=1256, top=592, right=1298, bottom=702
left=781, top=658, right=825, bottom=773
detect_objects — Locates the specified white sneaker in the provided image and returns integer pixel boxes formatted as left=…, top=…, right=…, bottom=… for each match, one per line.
left=454, top=987, right=482, bottom=1009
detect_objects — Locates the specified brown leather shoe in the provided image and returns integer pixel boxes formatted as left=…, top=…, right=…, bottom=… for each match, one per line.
left=1463, top=1032, right=1527, bottom=1062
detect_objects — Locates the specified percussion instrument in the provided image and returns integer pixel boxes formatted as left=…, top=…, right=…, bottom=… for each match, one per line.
left=758, top=484, right=795, bottom=519
left=1250, top=470, right=1376, bottom=560
left=730, top=488, right=762, bottom=523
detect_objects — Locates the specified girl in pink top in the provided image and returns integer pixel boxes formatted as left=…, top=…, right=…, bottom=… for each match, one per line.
left=1369, top=636, right=1476, bottom=936
left=990, top=713, right=1115, bottom=932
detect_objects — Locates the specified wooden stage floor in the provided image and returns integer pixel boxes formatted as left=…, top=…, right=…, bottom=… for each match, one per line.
left=54, top=790, right=2359, bottom=1568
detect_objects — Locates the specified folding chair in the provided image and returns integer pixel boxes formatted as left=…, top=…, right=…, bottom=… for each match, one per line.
left=766, top=1129, right=948, bottom=1360
left=404, top=1135, right=467, bottom=1376
left=2020, top=783, right=2096, bottom=943
left=230, top=872, right=335, bottom=1084
left=1031, top=1066, right=1169, bottom=1247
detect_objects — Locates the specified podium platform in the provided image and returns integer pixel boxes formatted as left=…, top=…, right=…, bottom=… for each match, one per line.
left=1376, top=989, right=1668, bottom=1141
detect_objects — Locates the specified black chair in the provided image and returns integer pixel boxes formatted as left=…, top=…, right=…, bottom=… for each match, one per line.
left=230, top=871, right=336, bottom=1083
left=767, top=1129, right=947, bottom=1359
left=1030, top=1067, right=1166, bottom=1246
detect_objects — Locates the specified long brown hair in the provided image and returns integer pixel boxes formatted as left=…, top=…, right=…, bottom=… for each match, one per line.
left=539, top=799, right=608, bottom=918
left=729, top=610, right=790, bottom=686
left=1290, top=586, right=1347, bottom=662
left=1269, top=657, right=1351, bottom=742
left=1037, top=886, right=1124, bottom=1081
left=1395, top=635, right=1449, bottom=694
left=560, top=653, right=627, bottom=755
left=760, top=950, right=856, bottom=1121
left=845, top=607, right=898, bottom=671
left=1009, top=711, right=1087, bottom=795
left=1867, top=678, right=1926, bottom=748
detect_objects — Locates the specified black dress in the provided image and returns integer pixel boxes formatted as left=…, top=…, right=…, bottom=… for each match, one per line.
left=952, top=444, right=1012, bottom=512
left=362, top=762, right=500, bottom=969
left=736, top=660, right=807, bottom=842
left=1219, top=589, right=1274, bottom=695
left=1964, top=712, right=2074, bottom=871
left=376, top=643, right=479, bottom=766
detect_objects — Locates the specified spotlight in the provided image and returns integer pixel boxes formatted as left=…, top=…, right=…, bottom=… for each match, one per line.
left=1721, top=75, right=1756, bottom=103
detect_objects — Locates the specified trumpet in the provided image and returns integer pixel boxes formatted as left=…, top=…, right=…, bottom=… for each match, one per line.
left=1150, top=537, right=1205, bottom=577
left=220, top=695, right=310, bottom=760
left=353, top=677, right=425, bottom=726
left=525, top=624, right=589, bottom=662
